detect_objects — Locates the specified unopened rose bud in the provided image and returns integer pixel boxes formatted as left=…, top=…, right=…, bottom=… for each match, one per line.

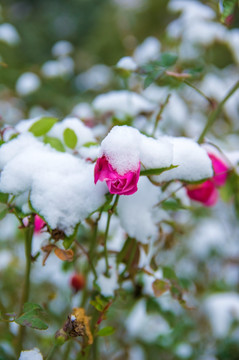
left=34, top=215, right=46, bottom=233
left=70, top=273, right=85, bottom=292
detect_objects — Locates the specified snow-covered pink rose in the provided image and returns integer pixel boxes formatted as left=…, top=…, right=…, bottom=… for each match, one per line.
left=186, top=152, right=229, bottom=206
left=94, top=156, right=140, bottom=195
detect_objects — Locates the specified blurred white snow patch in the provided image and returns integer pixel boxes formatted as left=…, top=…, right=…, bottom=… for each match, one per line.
left=116, top=56, right=138, bottom=71
left=126, top=299, right=170, bottom=341
left=9, top=321, right=19, bottom=336
left=204, top=293, right=239, bottom=338
left=156, top=137, right=213, bottom=182
left=41, top=57, right=74, bottom=78
left=48, top=117, right=95, bottom=148
left=225, top=151, right=239, bottom=174
left=78, top=145, right=100, bottom=162
left=113, top=0, right=145, bottom=10
left=75, top=65, right=112, bottom=91
left=93, top=90, right=156, bottom=117
left=0, top=100, right=24, bottom=124
left=0, top=23, right=20, bottom=45
left=142, top=269, right=163, bottom=296
left=168, top=0, right=215, bottom=21
left=189, top=219, right=227, bottom=258
left=0, top=213, right=18, bottom=240
left=0, top=250, right=12, bottom=270
left=175, top=343, right=193, bottom=359
left=16, top=72, right=41, bottom=96
left=52, top=40, right=73, bottom=57
left=118, top=177, right=160, bottom=243
left=227, top=29, right=239, bottom=63
left=71, top=102, right=94, bottom=119
left=100, top=125, right=141, bottom=174
left=19, top=348, right=43, bottom=360
left=0, top=133, right=107, bottom=235
left=140, top=134, right=174, bottom=170
left=134, top=37, right=161, bottom=65
left=129, top=346, right=145, bottom=360
left=96, top=258, right=118, bottom=296
left=29, top=106, right=55, bottom=119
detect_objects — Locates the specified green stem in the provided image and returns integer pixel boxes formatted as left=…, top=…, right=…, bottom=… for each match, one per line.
left=104, top=195, right=119, bottom=277
left=15, top=222, right=34, bottom=356
left=198, top=80, right=239, bottom=144
left=45, top=343, right=58, bottom=360
left=120, top=239, right=138, bottom=280
left=151, top=94, right=171, bottom=137
left=183, top=80, right=212, bottom=104
left=89, top=212, right=102, bottom=281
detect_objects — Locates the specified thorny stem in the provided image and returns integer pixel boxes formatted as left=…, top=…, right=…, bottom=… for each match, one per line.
left=75, top=241, right=97, bottom=280
left=15, top=220, right=34, bottom=356
left=151, top=94, right=171, bottom=137
left=198, top=80, right=239, bottom=143
left=120, top=239, right=138, bottom=279
left=104, top=195, right=119, bottom=277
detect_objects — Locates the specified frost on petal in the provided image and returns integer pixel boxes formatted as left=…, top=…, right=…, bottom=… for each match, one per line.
left=19, top=348, right=43, bottom=360
left=156, top=137, right=213, bottom=182
left=92, top=90, right=156, bottom=117
left=140, top=134, right=174, bottom=170
left=100, top=125, right=141, bottom=175
left=117, top=177, right=160, bottom=243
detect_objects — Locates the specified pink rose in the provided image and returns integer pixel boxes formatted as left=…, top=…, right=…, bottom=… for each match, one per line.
left=34, top=214, right=46, bottom=233
left=186, top=152, right=229, bottom=206
left=94, top=156, right=140, bottom=195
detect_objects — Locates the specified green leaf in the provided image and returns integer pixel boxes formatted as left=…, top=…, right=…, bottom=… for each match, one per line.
left=97, top=326, right=115, bottom=337
left=144, top=69, right=164, bottom=89
left=163, top=266, right=177, bottom=281
left=63, top=128, right=78, bottom=149
left=221, top=0, right=237, bottom=21
left=0, top=193, right=9, bottom=204
left=0, top=208, right=8, bottom=220
left=44, top=136, right=65, bottom=152
left=140, top=164, right=178, bottom=176
left=23, top=302, right=43, bottom=313
left=29, top=117, right=58, bottom=137
left=159, top=53, right=178, bottom=67
left=152, top=279, right=171, bottom=297
left=90, top=300, right=104, bottom=312
left=162, top=199, right=185, bottom=211
left=83, top=141, right=98, bottom=148
left=15, top=309, right=48, bottom=330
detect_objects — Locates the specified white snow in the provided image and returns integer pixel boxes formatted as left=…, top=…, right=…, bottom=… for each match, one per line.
left=19, top=348, right=43, bottom=360
left=100, top=125, right=141, bottom=174
left=96, top=258, right=118, bottom=297
left=0, top=23, right=20, bottom=45
left=48, top=117, right=96, bottom=148
left=156, top=137, right=213, bottom=182
left=116, top=56, right=138, bottom=71
left=71, top=102, right=94, bottom=119
left=204, top=293, right=239, bottom=338
left=41, top=57, right=74, bottom=78
left=75, top=65, right=112, bottom=91
left=16, top=72, right=41, bottom=96
left=126, top=299, right=170, bottom=341
left=93, top=90, right=156, bottom=117
left=133, top=37, right=161, bottom=65
left=0, top=133, right=107, bottom=235
left=117, top=177, right=161, bottom=243
left=52, top=40, right=73, bottom=57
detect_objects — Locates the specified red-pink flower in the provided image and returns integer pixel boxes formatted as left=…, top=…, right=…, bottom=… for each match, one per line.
left=186, top=152, right=229, bottom=206
left=34, top=215, right=46, bottom=233
left=94, top=156, right=140, bottom=195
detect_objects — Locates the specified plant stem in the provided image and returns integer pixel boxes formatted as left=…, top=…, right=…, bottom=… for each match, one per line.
left=46, top=343, right=58, bottom=360
left=183, top=80, right=212, bottom=104
left=15, top=222, right=34, bottom=356
left=104, top=195, right=119, bottom=277
left=151, top=94, right=171, bottom=137
left=89, top=212, right=102, bottom=281
left=198, top=80, right=239, bottom=144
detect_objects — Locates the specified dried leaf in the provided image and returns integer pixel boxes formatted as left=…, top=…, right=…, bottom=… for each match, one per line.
left=152, top=279, right=171, bottom=297
left=54, top=247, right=74, bottom=262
